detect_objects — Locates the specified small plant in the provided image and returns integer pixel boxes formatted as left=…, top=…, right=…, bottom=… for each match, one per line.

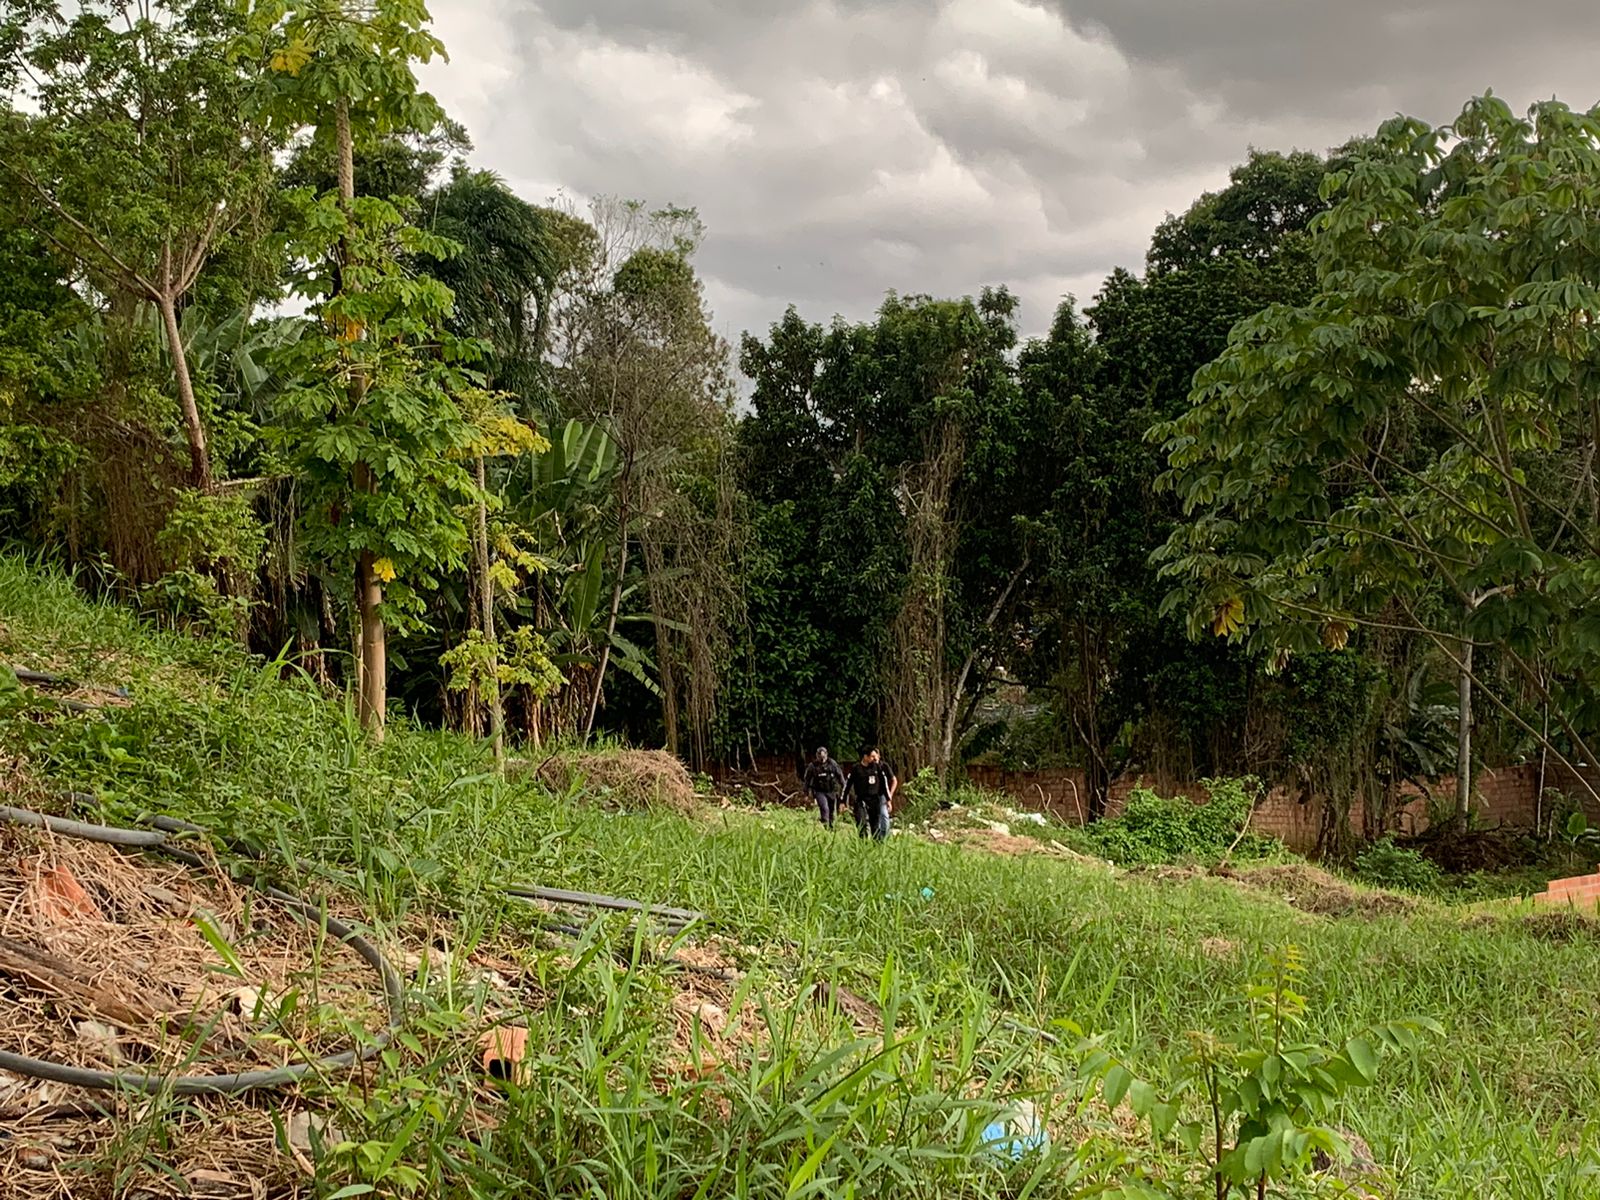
left=896, top=765, right=944, bottom=823
left=1081, top=946, right=1438, bottom=1198
left=691, top=770, right=714, bottom=796
left=1566, top=810, right=1600, bottom=853
left=1353, top=838, right=1444, bottom=893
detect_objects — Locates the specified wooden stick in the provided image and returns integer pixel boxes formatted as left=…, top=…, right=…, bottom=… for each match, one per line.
left=0, top=935, right=155, bottom=1031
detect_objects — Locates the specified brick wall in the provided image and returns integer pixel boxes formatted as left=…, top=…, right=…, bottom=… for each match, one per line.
left=719, top=755, right=1562, bottom=853
left=965, top=763, right=1551, bottom=852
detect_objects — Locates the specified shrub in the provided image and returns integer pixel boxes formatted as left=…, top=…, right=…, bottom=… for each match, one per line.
left=895, top=766, right=944, bottom=824
left=1354, top=838, right=1445, bottom=893
left=1076, top=777, right=1275, bottom=866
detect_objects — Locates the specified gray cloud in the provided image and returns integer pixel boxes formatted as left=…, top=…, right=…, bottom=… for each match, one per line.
left=420, top=0, right=1597, bottom=352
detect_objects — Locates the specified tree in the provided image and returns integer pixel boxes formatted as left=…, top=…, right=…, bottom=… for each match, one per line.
left=736, top=289, right=1035, bottom=781
left=422, top=166, right=561, bottom=415
left=1156, top=95, right=1600, bottom=825
left=1011, top=152, right=1335, bottom=816
left=252, top=0, right=461, bottom=738
left=0, top=0, right=279, bottom=488
left=551, top=199, right=737, bottom=747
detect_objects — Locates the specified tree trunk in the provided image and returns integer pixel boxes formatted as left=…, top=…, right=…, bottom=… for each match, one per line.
left=155, top=275, right=210, bottom=490
left=336, top=96, right=384, bottom=740
left=583, top=471, right=632, bottom=740
left=1455, top=635, right=1473, bottom=831
left=1080, top=623, right=1109, bottom=821
left=938, top=556, right=1023, bottom=785
left=354, top=549, right=385, bottom=738
left=476, top=456, right=504, bottom=770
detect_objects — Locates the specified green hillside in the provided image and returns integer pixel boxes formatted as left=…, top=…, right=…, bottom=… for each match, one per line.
left=2, top=554, right=1598, bottom=1199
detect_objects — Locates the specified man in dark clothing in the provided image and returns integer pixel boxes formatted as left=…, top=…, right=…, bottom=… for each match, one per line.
left=844, top=747, right=896, bottom=841
left=803, top=747, right=845, bottom=829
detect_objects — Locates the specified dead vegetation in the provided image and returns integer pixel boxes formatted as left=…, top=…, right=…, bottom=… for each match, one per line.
left=0, top=822, right=395, bottom=1199
left=1214, top=864, right=1418, bottom=918
left=524, top=749, right=699, bottom=814
left=2, top=1100, right=300, bottom=1200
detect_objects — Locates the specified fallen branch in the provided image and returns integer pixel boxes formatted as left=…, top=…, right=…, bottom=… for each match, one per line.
left=0, top=935, right=157, bottom=1031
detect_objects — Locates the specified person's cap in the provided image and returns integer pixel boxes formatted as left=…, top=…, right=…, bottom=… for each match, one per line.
left=816, top=746, right=828, bottom=758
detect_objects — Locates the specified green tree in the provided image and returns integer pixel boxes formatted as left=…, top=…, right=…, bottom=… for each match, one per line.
left=736, top=289, right=1036, bottom=781
left=0, top=0, right=279, bottom=488
left=1156, top=95, right=1600, bottom=825
left=422, top=166, right=563, bottom=415
left=552, top=199, right=737, bottom=748
left=251, top=0, right=463, bottom=738
left=1015, top=152, right=1335, bottom=815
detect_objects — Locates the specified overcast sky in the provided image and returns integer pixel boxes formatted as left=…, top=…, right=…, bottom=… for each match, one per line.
left=419, top=0, right=1600, bottom=349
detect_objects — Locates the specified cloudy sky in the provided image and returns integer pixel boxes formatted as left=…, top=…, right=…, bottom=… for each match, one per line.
left=419, top=0, right=1600, bottom=348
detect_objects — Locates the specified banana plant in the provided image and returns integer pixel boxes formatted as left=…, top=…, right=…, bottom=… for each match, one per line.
left=538, top=538, right=661, bottom=697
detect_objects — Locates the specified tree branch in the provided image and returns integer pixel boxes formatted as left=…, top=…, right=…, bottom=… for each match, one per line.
left=0, top=157, right=157, bottom=297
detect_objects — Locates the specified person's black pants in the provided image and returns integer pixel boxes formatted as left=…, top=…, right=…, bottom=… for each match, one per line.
left=813, top=790, right=839, bottom=828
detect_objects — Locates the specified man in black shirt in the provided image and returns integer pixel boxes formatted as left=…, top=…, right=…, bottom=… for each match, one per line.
left=803, top=746, right=845, bottom=829
left=844, top=747, right=896, bottom=841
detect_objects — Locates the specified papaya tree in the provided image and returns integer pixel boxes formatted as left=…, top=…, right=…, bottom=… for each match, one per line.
left=251, top=0, right=465, bottom=738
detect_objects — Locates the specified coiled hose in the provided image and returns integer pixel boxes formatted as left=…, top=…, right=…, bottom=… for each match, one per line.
left=0, top=804, right=404, bottom=1095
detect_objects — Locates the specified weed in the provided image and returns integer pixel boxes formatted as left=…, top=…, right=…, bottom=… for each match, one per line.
left=1075, top=778, right=1278, bottom=866
left=1353, top=838, right=1444, bottom=893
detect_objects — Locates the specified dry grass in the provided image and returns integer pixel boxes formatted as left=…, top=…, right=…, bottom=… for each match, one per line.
left=1, top=1100, right=303, bottom=1200
left=0, top=825, right=388, bottom=1094
left=1216, top=864, right=1419, bottom=918
left=528, top=750, right=699, bottom=814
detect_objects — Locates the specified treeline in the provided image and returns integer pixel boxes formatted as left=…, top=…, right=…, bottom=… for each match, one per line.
left=5, top=3, right=1600, bottom=850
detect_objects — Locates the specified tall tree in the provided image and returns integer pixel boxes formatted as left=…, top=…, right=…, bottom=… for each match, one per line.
left=0, top=0, right=279, bottom=488
left=1156, top=96, right=1600, bottom=822
left=252, top=0, right=460, bottom=738
left=552, top=199, right=736, bottom=746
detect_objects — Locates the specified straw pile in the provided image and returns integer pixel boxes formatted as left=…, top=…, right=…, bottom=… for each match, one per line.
left=530, top=750, right=698, bottom=813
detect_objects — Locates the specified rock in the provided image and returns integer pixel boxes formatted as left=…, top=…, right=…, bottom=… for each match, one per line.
left=286, top=1110, right=346, bottom=1157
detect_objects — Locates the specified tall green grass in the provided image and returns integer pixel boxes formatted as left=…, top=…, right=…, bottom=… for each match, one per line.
left=3, top=553, right=1600, bottom=1198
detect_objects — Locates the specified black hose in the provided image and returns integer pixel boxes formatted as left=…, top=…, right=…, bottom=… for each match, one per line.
left=6, top=664, right=129, bottom=699
left=0, top=805, right=405, bottom=1096
left=502, top=883, right=705, bottom=926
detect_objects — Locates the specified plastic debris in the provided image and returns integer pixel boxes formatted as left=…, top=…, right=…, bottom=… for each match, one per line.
left=981, top=1100, right=1048, bottom=1159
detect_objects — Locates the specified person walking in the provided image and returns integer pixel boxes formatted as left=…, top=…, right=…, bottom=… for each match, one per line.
left=803, top=746, right=845, bottom=829
left=844, top=746, right=895, bottom=841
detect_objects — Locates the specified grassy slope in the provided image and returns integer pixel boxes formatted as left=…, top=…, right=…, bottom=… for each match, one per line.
left=2, top=553, right=1599, bottom=1199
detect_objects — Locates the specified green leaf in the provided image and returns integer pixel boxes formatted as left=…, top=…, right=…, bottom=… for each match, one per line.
left=1344, top=1036, right=1379, bottom=1084
left=192, top=910, right=247, bottom=978
left=1128, top=1077, right=1157, bottom=1117
left=1102, top=1063, right=1133, bottom=1107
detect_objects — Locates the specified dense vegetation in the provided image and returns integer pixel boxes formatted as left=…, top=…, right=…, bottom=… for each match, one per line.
left=3, top=553, right=1600, bottom=1198
left=6, top=4, right=1600, bottom=848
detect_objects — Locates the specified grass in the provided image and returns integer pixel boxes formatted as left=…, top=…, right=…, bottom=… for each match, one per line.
left=3, top=551, right=1600, bottom=1198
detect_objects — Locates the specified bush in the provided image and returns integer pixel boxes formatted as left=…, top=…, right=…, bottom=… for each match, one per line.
left=895, top=766, right=944, bottom=824
left=1354, top=838, right=1445, bottom=893
left=1075, top=777, right=1275, bottom=866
